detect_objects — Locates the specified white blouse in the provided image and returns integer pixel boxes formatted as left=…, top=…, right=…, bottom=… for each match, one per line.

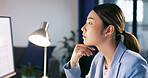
left=103, top=62, right=111, bottom=78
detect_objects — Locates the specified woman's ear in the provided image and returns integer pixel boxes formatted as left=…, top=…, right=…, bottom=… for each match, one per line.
left=105, top=25, right=115, bottom=36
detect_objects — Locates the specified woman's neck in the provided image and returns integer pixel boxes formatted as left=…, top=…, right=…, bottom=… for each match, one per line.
left=96, top=40, right=119, bottom=67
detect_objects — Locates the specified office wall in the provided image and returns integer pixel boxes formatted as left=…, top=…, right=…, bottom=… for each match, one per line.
left=0, top=0, right=78, bottom=47
left=0, top=0, right=78, bottom=59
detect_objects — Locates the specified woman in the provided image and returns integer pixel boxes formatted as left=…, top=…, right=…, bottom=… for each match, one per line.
left=64, top=3, right=147, bottom=78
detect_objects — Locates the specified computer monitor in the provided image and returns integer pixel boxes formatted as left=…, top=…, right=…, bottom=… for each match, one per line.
left=0, top=16, right=16, bottom=77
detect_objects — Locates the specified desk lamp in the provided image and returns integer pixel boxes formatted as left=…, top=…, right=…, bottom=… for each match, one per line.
left=29, top=21, right=51, bottom=78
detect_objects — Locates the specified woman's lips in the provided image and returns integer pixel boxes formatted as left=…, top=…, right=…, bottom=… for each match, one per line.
left=82, top=35, right=86, bottom=38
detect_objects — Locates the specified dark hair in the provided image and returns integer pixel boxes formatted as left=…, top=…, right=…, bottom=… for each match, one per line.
left=93, top=3, right=140, bottom=53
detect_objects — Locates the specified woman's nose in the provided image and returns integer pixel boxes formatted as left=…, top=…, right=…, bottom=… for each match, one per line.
left=81, top=25, right=86, bottom=31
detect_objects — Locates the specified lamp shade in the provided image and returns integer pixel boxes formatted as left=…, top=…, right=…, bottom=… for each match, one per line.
left=29, top=21, right=51, bottom=47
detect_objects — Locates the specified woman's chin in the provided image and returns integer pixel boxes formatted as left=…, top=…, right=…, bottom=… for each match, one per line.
left=83, top=41, right=93, bottom=45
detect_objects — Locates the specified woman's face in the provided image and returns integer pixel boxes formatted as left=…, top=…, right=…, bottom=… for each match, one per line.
left=81, top=10, right=106, bottom=46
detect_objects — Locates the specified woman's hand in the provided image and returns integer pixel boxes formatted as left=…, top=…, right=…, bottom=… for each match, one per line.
left=70, top=44, right=95, bottom=68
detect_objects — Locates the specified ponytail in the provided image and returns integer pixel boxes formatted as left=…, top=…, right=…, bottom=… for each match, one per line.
left=122, top=31, right=141, bottom=53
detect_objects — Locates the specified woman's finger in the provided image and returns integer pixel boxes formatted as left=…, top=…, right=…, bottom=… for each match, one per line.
left=83, top=48, right=93, bottom=56
left=87, top=47, right=96, bottom=51
left=76, top=44, right=95, bottom=56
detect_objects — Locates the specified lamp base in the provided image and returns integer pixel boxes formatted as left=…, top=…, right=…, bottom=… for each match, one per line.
left=42, top=76, right=48, bottom=78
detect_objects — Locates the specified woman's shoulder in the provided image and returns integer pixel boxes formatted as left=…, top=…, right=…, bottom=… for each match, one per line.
left=120, top=49, right=148, bottom=78
left=121, top=49, right=147, bottom=66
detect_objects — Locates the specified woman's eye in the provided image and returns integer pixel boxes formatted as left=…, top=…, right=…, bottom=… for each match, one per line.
left=88, top=22, right=93, bottom=25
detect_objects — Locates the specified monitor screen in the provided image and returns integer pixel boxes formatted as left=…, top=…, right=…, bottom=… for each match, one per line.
left=0, top=16, right=15, bottom=77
